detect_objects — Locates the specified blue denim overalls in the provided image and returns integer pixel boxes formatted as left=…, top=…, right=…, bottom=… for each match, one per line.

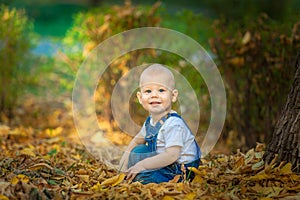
left=128, top=113, right=201, bottom=184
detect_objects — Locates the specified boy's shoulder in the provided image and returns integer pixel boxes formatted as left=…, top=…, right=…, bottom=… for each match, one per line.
left=164, top=115, right=186, bottom=127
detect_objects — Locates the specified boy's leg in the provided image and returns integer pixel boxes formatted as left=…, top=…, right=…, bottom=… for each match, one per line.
left=128, top=144, right=156, bottom=168
left=133, top=163, right=182, bottom=184
left=133, top=159, right=201, bottom=184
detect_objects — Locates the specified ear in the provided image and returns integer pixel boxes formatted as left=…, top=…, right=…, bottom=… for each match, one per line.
left=137, top=91, right=142, bottom=104
left=171, top=89, right=178, bottom=102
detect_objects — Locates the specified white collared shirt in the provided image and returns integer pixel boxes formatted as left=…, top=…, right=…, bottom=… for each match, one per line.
left=139, top=115, right=199, bottom=164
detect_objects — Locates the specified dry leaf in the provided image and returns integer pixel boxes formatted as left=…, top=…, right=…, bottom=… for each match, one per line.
left=228, top=57, right=245, bottom=67
left=1, top=96, right=300, bottom=199
left=169, top=175, right=181, bottom=183
left=184, top=192, right=196, bottom=200
left=76, top=175, right=89, bottom=183
left=20, top=148, right=36, bottom=157
left=0, top=194, right=9, bottom=200
left=188, top=167, right=206, bottom=176
left=242, top=31, right=251, bottom=44
left=162, top=196, right=175, bottom=200
left=234, top=156, right=245, bottom=170
left=11, top=174, right=30, bottom=185
left=245, top=172, right=271, bottom=181
left=28, top=163, right=53, bottom=170
left=101, top=173, right=125, bottom=187
left=280, top=163, right=292, bottom=175
left=251, top=160, right=264, bottom=171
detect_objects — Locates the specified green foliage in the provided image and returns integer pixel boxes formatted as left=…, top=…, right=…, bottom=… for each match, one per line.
left=63, top=1, right=161, bottom=62
left=58, top=1, right=215, bottom=134
left=61, top=1, right=161, bottom=123
left=200, top=0, right=297, bottom=21
left=160, top=9, right=214, bottom=48
left=210, top=14, right=300, bottom=148
left=0, top=5, right=34, bottom=117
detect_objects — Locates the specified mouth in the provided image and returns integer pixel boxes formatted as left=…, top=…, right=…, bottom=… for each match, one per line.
left=150, top=101, right=161, bottom=105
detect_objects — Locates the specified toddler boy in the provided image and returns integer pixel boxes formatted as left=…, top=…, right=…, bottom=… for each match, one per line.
left=119, top=64, right=201, bottom=184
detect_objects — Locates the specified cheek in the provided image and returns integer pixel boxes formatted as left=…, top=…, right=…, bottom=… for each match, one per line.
left=162, top=94, right=173, bottom=102
left=140, top=95, right=149, bottom=102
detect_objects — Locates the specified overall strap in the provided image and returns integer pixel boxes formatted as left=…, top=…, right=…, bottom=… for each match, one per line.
left=145, top=112, right=183, bottom=137
left=145, top=113, right=176, bottom=151
left=145, top=112, right=202, bottom=159
left=145, top=112, right=178, bottom=127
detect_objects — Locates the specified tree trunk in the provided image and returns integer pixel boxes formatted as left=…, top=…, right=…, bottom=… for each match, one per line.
left=263, top=51, right=300, bottom=173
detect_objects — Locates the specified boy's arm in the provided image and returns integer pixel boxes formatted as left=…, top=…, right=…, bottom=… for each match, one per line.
left=119, top=134, right=145, bottom=172
left=126, top=145, right=181, bottom=180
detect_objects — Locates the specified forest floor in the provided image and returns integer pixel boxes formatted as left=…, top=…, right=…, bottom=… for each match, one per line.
left=0, top=96, right=299, bottom=199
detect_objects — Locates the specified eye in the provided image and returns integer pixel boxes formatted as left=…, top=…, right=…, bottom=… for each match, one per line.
left=144, top=89, right=151, bottom=93
left=159, top=88, right=166, bottom=92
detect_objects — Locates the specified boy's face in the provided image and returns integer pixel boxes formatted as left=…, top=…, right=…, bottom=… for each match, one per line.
left=137, top=72, right=178, bottom=117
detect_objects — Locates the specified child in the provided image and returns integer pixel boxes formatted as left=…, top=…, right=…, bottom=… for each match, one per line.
left=119, top=64, right=201, bottom=184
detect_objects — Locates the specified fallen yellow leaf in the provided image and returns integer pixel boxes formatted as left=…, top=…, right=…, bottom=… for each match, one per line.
left=280, top=163, right=292, bottom=175
left=162, top=196, right=175, bottom=200
left=91, top=182, right=101, bottom=192
left=286, top=183, right=300, bottom=191
left=101, top=173, right=125, bottom=187
left=242, top=31, right=251, bottom=44
left=188, top=167, right=206, bottom=176
left=184, top=192, right=196, bottom=200
left=111, top=173, right=126, bottom=187
left=289, top=174, right=300, bottom=182
left=191, top=175, right=204, bottom=184
left=228, top=57, right=244, bottom=67
left=20, top=148, right=36, bottom=157
left=11, top=174, right=30, bottom=185
left=251, top=184, right=283, bottom=197
left=245, top=172, right=271, bottom=181
left=0, top=194, right=9, bottom=200
left=77, top=175, right=90, bottom=183
left=176, top=182, right=184, bottom=191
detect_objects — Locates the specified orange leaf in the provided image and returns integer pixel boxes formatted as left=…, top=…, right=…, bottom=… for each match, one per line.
left=234, top=156, right=245, bottom=170
left=228, top=57, right=244, bottom=67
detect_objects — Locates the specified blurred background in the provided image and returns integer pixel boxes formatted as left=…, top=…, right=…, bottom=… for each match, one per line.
left=1, top=0, right=300, bottom=152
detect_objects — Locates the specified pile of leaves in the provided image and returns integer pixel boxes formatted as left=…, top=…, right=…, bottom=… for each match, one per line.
left=0, top=98, right=299, bottom=199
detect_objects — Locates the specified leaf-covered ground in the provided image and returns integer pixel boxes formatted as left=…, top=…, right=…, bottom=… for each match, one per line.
left=0, top=97, right=299, bottom=199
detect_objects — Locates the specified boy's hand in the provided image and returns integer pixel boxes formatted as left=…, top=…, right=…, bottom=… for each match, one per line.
left=125, top=163, right=146, bottom=181
left=124, top=146, right=181, bottom=182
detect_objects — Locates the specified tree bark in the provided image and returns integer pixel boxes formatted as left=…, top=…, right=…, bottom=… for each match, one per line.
left=263, top=51, right=300, bottom=173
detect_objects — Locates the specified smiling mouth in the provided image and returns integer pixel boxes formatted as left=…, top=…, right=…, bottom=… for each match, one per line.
left=150, top=102, right=161, bottom=105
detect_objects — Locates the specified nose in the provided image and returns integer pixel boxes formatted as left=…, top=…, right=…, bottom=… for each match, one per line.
left=150, top=90, right=158, bottom=97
